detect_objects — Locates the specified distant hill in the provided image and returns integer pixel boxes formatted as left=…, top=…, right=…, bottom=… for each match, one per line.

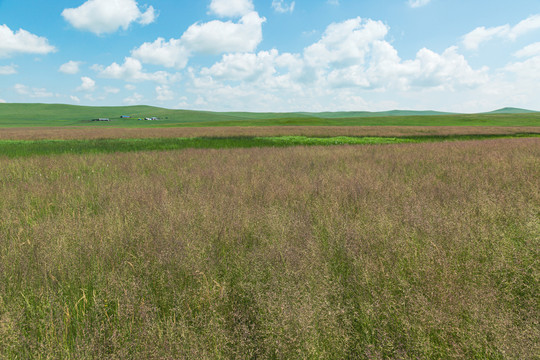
left=300, top=110, right=455, bottom=119
left=0, top=103, right=539, bottom=127
left=485, top=107, right=538, bottom=114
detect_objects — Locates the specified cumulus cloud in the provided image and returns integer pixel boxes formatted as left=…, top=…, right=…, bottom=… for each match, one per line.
left=70, top=95, right=81, bottom=103
left=14, top=84, right=54, bottom=98
left=131, top=38, right=190, bottom=69
left=77, top=76, right=96, bottom=91
left=0, top=65, right=17, bottom=75
left=272, top=1, right=295, bottom=13
left=0, top=24, right=56, bottom=58
left=131, top=10, right=266, bottom=69
left=104, top=87, right=120, bottom=94
left=408, top=0, right=431, bottom=8
left=510, top=14, right=540, bottom=39
left=201, top=49, right=280, bottom=81
left=156, top=85, right=175, bottom=101
left=59, top=60, right=82, bottom=74
left=462, top=25, right=510, bottom=50
left=123, top=92, right=144, bottom=104
left=94, top=57, right=179, bottom=83
left=181, top=12, right=265, bottom=54
left=62, top=0, right=156, bottom=35
left=209, top=0, right=254, bottom=17
left=514, top=42, right=540, bottom=58
left=187, top=16, right=487, bottom=111
left=505, top=55, right=540, bottom=79
left=304, top=18, right=388, bottom=69
left=463, top=14, right=540, bottom=50
left=0, top=99, right=6, bottom=103
left=131, top=11, right=265, bottom=69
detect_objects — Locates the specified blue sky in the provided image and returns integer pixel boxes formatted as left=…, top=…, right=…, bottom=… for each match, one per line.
left=1, top=0, right=540, bottom=112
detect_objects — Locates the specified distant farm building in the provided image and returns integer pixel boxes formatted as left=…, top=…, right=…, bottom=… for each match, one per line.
left=92, top=118, right=110, bottom=121
left=120, top=115, right=130, bottom=118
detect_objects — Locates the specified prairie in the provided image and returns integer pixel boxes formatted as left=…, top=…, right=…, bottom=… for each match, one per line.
left=1, top=125, right=539, bottom=140
left=0, top=138, right=538, bottom=359
left=1, top=103, right=540, bottom=127
left=1, top=133, right=539, bottom=158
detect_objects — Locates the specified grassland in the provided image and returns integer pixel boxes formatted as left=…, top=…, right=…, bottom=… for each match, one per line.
left=1, top=126, right=540, bottom=141
left=0, top=104, right=539, bottom=358
left=0, top=138, right=539, bottom=359
left=0, top=136, right=418, bottom=158
left=1, top=103, right=540, bottom=127
left=0, top=133, right=539, bottom=158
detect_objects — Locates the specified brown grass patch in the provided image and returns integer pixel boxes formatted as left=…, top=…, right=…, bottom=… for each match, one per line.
left=0, top=125, right=538, bottom=140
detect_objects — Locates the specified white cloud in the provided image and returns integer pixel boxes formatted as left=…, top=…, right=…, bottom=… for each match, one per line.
left=509, top=14, right=540, bottom=39
left=462, top=25, right=509, bottom=50
left=505, top=55, right=540, bottom=79
left=156, top=85, right=174, bottom=101
left=84, top=93, right=106, bottom=102
left=0, top=99, right=6, bottom=103
left=0, top=65, right=17, bottom=75
left=59, top=60, right=82, bottom=74
left=209, top=0, right=254, bottom=17
left=408, top=0, right=431, bottom=8
left=131, top=38, right=190, bottom=69
left=70, top=95, right=81, bottom=103
left=125, top=84, right=136, bottom=90
left=131, top=11, right=265, bottom=69
left=272, top=1, right=295, bottom=13
left=94, top=57, right=179, bottom=83
left=201, top=49, right=280, bottom=81
left=62, top=0, right=156, bottom=35
left=77, top=76, right=96, bottom=91
left=123, top=92, right=144, bottom=104
left=187, top=17, right=487, bottom=112
left=304, top=18, right=388, bottom=69
left=327, top=0, right=339, bottom=5
left=181, top=12, right=265, bottom=55
left=0, top=24, right=56, bottom=58
left=514, top=42, right=540, bottom=58
left=463, top=14, right=540, bottom=50
left=14, top=84, right=53, bottom=98
left=104, top=86, right=120, bottom=94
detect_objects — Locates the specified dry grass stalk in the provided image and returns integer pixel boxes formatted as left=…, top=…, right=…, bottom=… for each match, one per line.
left=0, top=138, right=538, bottom=358
left=0, top=126, right=538, bottom=140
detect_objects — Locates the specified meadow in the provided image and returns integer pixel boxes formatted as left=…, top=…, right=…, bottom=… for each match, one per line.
left=0, top=105, right=539, bottom=358
left=1, top=103, right=540, bottom=127
left=0, top=135, right=538, bottom=359
left=1, top=133, right=540, bottom=158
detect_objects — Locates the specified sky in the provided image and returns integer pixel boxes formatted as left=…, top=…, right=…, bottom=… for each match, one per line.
left=1, top=0, right=540, bottom=112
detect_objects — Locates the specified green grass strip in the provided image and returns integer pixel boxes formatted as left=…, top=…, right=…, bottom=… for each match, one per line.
left=0, top=134, right=538, bottom=158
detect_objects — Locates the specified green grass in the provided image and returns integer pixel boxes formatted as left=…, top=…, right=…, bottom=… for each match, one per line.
left=1, top=103, right=540, bottom=127
left=1, top=134, right=538, bottom=158
left=1, top=139, right=538, bottom=358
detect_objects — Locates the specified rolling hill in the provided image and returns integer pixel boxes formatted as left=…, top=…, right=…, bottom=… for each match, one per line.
left=0, top=103, right=538, bottom=127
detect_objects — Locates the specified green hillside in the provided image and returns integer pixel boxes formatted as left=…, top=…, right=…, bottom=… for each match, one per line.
left=0, top=103, right=539, bottom=127
left=485, top=107, right=538, bottom=114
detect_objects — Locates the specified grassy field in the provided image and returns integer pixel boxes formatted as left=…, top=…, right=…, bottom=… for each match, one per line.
left=1, top=103, right=540, bottom=127
left=0, top=133, right=538, bottom=158
left=0, top=137, right=538, bottom=358
left=0, top=126, right=539, bottom=141
left=0, top=136, right=418, bottom=158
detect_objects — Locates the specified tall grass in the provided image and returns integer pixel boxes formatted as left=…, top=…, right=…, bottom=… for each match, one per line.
left=0, top=138, right=539, bottom=358
left=0, top=136, right=416, bottom=158
left=0, top=134, right=538, bottom=158
left=1, top=126, right=539, bottom=141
